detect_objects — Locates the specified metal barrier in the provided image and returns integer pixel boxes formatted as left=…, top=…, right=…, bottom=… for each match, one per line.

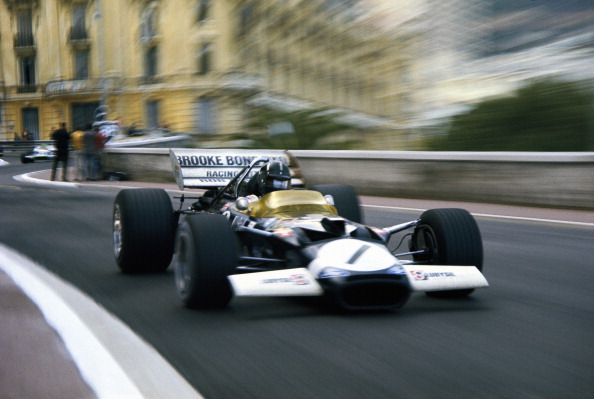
left=0, top=140, right=54, bottom=153
left=101, top=148, right=594, bottom=210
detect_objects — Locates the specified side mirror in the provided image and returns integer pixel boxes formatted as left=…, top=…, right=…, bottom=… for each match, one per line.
left=235, top=197, right=250, bottom=211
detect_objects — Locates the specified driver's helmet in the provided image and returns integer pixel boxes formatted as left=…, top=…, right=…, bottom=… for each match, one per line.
left=257, top=161, right=291, bottom=195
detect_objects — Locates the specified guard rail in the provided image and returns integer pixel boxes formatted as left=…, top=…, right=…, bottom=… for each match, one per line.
left=0, top=140, right=54, bottom=153
left=101, top=148, right=594, bottom=210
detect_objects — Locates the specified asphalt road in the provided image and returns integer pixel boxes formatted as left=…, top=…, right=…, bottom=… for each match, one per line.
left=1, top=155, right=593, bottom=399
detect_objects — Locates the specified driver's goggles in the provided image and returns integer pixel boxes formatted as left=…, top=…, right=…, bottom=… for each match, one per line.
left=267, top=178, right=289, bottom=189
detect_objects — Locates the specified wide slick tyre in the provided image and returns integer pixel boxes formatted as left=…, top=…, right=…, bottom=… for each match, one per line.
left=174, top=213, right=238, bottom=309
left=410, top=208, right=483, bottom=298
left=310, top=184, right=363, bottom=224
left=113, top=188, right=175, bottom=273
left=20, top=153, right=32, bottom=163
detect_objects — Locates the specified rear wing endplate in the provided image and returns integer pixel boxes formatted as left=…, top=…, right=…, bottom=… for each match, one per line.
left=169, top=149, right=303, bottom=190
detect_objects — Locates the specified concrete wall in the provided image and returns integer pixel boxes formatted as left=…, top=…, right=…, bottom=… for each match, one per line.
left=103, top=148, right=594, bottom=210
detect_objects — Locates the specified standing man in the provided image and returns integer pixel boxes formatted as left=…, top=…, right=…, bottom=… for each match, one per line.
left=50, top=122, right=70, bottom=181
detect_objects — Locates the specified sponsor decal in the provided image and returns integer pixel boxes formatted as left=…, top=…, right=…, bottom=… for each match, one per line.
left=176, top=155, right=286, bottom=167
left=409, top=270, right=456, bottom=280
left=206, top=170, right=238, bottom=178
left=261, top=274, right=310, bottom=285
left=196, top=178, right=233, bottom=183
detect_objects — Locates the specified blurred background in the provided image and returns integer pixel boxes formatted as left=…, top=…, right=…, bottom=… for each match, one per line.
left=0, top=0, right=592, bottom=151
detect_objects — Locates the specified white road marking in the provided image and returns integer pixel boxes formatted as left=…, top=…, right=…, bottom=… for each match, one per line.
left=362, top=204, right=594, bottom=227
left=0, top=244, right=203, bottom=399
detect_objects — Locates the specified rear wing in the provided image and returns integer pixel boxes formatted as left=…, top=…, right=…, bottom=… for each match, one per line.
left=169, top=149, right=303, bottom=190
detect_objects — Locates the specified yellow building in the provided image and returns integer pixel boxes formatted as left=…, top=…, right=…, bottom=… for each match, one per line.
left=0, top=0, right=412, bottom=148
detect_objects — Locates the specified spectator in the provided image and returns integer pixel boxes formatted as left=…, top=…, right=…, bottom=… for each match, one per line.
left=50, top=122, right=70, bottom=181
left=83, top=125, right=98, bottom=180
left=94, top=126, right=107, bottom=180
left=70, top=126, right=86, bottom=181
left=22, top=129, right=32, bottom=140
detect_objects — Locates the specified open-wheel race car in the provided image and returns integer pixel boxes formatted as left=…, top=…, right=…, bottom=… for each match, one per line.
left=112, top=149, right=488, bottom=311
left=21, top=144, right=56, bottom=163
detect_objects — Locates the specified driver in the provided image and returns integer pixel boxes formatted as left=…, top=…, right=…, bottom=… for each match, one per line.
left=245, top=160, right=291, bottom=196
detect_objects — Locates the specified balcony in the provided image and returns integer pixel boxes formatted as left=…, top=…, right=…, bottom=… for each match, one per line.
left=139, top=76, right=162, bottom=85
left=140, top=34, right=161, bottom=47
left=14, top=33, right=36, bottom=56
left=69, top=26, right=91, bottom=50
left=45, top=79, right=102, bottom=96
left=2, top=0, right=39, bottom=10
left=222, top=72, right=263, bottom=94
left=17, top=85, right=38, bottom=94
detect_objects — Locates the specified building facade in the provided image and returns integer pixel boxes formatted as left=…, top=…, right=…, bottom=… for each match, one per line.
left=0, top=0, right=414, bottom=148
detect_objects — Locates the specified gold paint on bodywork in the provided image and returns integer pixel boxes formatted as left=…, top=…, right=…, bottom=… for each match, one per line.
left=247, top=190, right=337, bottom=219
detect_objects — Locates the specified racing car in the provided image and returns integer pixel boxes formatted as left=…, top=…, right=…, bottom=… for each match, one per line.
left=21, top=144, right=56, bottom=163
left=112, top=149, right=487, bottom=311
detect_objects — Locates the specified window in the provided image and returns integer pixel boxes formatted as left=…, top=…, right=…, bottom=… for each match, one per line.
left=16, top=8, right=34, bottom=47
left=145, top=100, right=159, bottom=129
left=20, top=56, right=36, bottom=89
left=145, top=46, right=158, bottom=77
left=198, top=44, right=212, bottom=74
left=238, top=4, right=253, bottom=37
left=195, top=98, right=217, bottom=134
left=71, top=3, right=87, bottom=40
left=197, top=0, right=211, bottom=23
left=74, top=50, right=89, bottom=79
left=22, top=108, right=39, bottom=140
left=141, top=5, right=158, bottom=39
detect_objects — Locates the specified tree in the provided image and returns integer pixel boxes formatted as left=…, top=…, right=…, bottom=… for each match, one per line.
left=235, top=107, right=361, bottom=150
left=426, top=79, right=594, bottom=151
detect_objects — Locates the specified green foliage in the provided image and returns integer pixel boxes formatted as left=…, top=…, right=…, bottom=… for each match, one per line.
left=427, top=79, right=594, bottom=151
left=237, top=107, right=362, bottom=150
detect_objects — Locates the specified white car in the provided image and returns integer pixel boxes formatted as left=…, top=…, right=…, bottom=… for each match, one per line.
left=112, top=150, right=488, bottom=311
left=20, top=144, right=56, bottom=163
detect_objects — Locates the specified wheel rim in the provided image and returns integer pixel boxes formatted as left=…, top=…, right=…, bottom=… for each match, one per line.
left=113, top=204, right=122, bottom=258
left=413, top=225, right=438, bottom=264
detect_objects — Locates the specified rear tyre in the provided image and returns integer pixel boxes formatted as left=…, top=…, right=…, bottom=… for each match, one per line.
left=174, top=214, right=238, bottom=309
left=310, top=184, right=363, bottom=224
left=410, top=208, right=483, bottom=298
left=113, top=188, right=175, bottom=273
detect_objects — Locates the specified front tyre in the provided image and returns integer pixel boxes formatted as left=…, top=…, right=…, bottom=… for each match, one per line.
left=410, top=208, right=483, bottom=298
left=113, top=188, right=175, bottom=273
left=21, top=153, right=32, bottom=163
left=174, top=214, right=238, bottom=309
left=310, top=184, right=363, bottom=224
